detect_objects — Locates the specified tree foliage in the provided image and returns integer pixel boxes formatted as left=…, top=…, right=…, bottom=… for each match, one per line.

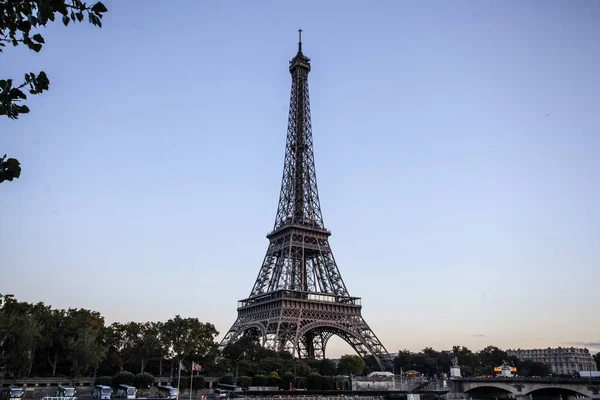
left=94, top=376, right=112, bottom=386
left=392, top=345, right=555, bottom=378
left=162, top=315, right=220, bottom=368
left=0, top=294, right=219, bottom=379
left=516, top=359, right=550, bottom=377
left=0, top=0, right=107, bottom=183
left=337, top=354, right=365, bottom=375
left=112, top=371, right=135, bottom=386
left=134, top=372, right=155, bottom=389
left=0, top=154, right=21, bottom=183
left=238, top=375, right=252, bottom=388
left=68, top=326, right=107, bottom=377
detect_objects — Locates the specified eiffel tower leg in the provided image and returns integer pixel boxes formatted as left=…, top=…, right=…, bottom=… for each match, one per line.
left=304, top=331, right=315, bottom=358
left=311, top=331, right=334, bottom=359
left=294, top=316, right=391, bottom=370
left=220, top=314, right=272, bottom=350
left=345, top=316, right=391, bottom=370
left=220, top=317, right=245, bottom=350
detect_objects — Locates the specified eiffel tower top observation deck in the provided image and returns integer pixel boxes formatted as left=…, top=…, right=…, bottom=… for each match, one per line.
left=220, top=32, right=391, bottom=370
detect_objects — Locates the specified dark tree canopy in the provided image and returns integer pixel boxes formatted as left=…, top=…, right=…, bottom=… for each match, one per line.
left=0, top=294, right=219, bottom=379
left=337, top=354, right=365, bottom=375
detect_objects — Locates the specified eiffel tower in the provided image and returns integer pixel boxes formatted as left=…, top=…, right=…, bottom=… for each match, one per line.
left=220, top=31, right=392, bottom=370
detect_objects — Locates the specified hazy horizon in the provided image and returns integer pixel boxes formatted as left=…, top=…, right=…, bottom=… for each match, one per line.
left=1, top=0, right=599, bottom=357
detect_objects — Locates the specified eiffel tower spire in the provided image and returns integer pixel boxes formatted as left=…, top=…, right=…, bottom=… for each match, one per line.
left=220, top=33, right=391, bottom=370
left=273, top=28, right=323, bottom=232
left=252, top=30, right=346, bottom=298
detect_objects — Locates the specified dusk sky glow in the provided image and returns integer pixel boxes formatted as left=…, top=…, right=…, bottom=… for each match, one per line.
left=1, top=0, right=599, bottom=357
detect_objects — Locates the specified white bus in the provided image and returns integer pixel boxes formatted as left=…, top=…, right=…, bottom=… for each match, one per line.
left=116, top=385, right=136, bottom=399
left=0, top=387, right=24, bottom=400
left=57, top=386, right=77, bottom=398
left=92, top=385, right=113, bottom=400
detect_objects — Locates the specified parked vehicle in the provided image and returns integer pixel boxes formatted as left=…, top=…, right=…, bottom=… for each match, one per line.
left=116, top=385, right=136, bottom=399
left=0, top=387, right=24, bottom=400
left=92, top=385, right=113, bottom=400
left=156, top=386, right=178, bottom=399
left=56, top=387, right=77, bottom=398
left=575, top=371, right=600, bottom=378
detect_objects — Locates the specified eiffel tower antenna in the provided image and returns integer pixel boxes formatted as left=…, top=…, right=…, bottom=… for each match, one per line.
left=220, top=33, right=391, bottom=370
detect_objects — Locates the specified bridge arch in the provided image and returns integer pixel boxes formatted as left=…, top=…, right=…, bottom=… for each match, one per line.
left=524, top=386, right=588, bottom=398
left=464, top=384, right=514, bottom=397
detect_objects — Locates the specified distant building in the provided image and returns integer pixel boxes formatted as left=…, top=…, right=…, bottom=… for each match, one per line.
left=506, top=347, right=597, bottom=375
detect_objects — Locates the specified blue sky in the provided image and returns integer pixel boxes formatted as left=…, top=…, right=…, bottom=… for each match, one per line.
left=1, top=0, right=599, bottom=357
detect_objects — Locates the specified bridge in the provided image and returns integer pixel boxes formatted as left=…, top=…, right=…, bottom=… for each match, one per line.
left=450, top=377, right=600, bottom=400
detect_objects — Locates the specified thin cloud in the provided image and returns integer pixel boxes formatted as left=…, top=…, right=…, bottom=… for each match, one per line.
left=471, top=333, right=486, bottom=338
left=563, top=341, right=600, bottom=349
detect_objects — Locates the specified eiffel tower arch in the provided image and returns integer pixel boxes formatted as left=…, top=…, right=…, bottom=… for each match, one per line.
left=220, top=31, right=392, bottom=370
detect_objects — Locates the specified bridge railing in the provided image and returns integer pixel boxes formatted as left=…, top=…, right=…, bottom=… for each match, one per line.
left=233, top=397, right=384, bottom=400
left=452, top=377, right=600, bottom=384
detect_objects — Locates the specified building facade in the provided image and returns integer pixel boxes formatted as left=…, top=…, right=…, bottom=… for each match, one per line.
left=506, top=347, right=597, bottom=376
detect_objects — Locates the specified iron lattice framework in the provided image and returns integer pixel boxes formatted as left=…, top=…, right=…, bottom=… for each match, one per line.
left=220, top=32, right=391, bottom=370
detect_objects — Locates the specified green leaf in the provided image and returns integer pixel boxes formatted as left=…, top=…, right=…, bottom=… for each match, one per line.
left=31, top=43, right=43, bottom=52
left=88, top=13, right=101, bottom=27
left=0, top=157, right=22, bottom=183
left=13, top=89, right=27, bottom=100
left=62, top=15, right=70, bottom=26
left=17, top=20, right=32, bottom=33
left=76, top=12, right=84, bottom=22
left=32, top=33, right=45, bottom=43
left=17, top=105, right=30, bottom=114
left=5, top=158, right=21, bottom=170
left=91, top=2, right=108, bottom=13
left=36, top=71, right=50, bottom=91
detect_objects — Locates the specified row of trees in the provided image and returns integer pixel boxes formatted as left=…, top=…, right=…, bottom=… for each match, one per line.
left=394, top=345, right=555, bottom=377
left=0, top=294, right=219, bottom=379
left=2, top=294, right=597, bottom=381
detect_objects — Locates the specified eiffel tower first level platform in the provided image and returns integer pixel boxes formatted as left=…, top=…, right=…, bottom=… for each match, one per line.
left=220, top=31, right=392, bottom=370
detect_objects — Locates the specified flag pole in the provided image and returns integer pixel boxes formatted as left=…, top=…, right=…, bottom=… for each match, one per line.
left=177, top=360, right=182, bottom=393
left=189, top=362, right=194, bottom=400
